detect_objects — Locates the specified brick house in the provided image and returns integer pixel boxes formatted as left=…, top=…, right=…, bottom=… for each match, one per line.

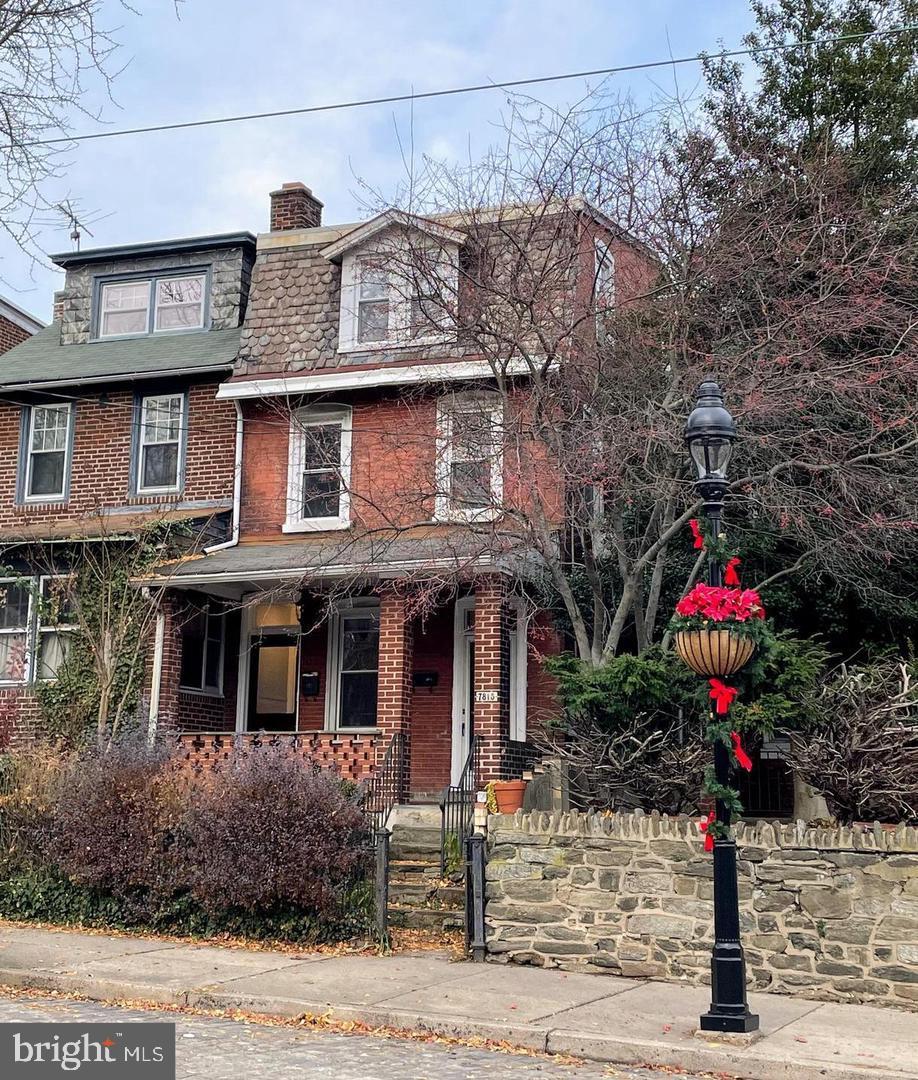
left=0, top=297, right=43, bottom=355
left=142, top=182, right=645, bottom=803
left=0, top=233, right=255, bottom=742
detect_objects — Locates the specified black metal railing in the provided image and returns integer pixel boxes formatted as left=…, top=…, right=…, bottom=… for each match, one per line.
left=363, top=731, right=406, bottom=836
left=439, top=735, right=479, bottom=876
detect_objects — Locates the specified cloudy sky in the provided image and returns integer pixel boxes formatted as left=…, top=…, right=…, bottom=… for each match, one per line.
left=2, top=0, right=757, bottom=321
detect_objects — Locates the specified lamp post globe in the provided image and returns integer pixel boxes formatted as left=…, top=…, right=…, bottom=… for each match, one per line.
left=684, top=378, right=736, bottom=531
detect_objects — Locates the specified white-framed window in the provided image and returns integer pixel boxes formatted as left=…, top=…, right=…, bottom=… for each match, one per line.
left=36, top=575, right=77, bottom=682
left=435, top=393, right=503, bottom=521
left=136, top=393, right=185, bottom=494
left=594, top=239, right=615, bottom=339
left=338, top=245, right=457, bottom=352
left=324, top=601, right=380, bottom=730
left=23, top=403, right=72, bottom=502
left=508, top=598, right=529, bottom=743
left=284, top=406, right=352, bottom=532
left=97, top=272, right=206, bottom=339
left=0, top=578, right=32, bottom=685
left=179, top=598, right=224, bottom=695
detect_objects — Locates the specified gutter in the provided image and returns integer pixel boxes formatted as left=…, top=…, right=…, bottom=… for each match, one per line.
left=0, top=363, right=233, bottom=394
left=147, top=605, right=166, bottom=743
left=204, top=400, right=243, bottom=554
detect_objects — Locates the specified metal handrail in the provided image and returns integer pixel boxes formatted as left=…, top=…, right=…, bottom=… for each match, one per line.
left=363, top=731, right=406, bottom=836
left=439, top=735, right=479, bottom=876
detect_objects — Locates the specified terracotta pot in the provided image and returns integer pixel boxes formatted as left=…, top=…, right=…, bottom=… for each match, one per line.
left=675, top=628, right=756, bottom=677
left=492, top=779, right=527, bottom=813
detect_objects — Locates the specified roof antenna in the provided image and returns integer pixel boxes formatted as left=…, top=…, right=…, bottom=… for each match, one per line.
left=56, top=200, right=94, bottom=251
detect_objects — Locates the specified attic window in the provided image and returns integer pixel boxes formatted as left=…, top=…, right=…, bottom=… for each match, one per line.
left=97, top=271, right=206, bottom=338
left=338, top=246, right=456, bottom=352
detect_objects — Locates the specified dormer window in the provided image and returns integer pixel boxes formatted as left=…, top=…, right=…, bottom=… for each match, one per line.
left=323, top=211, right=464, bottom=354
left=97, top=271, right=207, bottom=339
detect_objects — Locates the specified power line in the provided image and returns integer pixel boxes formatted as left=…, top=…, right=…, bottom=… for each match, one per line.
left=20, top=26, right=917, bottom=149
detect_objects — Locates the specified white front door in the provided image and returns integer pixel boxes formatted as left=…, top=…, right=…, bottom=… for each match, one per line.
left=450, top=597, right=475, bottom=784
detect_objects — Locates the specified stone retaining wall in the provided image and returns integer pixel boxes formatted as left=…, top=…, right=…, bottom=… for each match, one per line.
left=485, top=810, right=918, bottom=1008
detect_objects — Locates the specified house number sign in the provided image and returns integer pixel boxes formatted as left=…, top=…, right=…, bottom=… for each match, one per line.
left=474, top=690, right=499, bottom=703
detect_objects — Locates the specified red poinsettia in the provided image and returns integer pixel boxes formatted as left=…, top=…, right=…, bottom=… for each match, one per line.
left=674, top=583, right=766, bottom=623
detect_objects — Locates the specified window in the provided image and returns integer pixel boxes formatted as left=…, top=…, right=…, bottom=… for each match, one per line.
left=136, top=393, right=185, bottom=493
left=0, top=579, right=31, bottom=684
left=338, top=246, right=457, bottom=352
left=594, top=239, right=615, bottom=340
left=325, top=604, right=379, bottom=730
left=285, top=406, right=351, bottom=532
left=435, top=394, right=503, bottom=521
left=36, top=576, right=77, bottom=681
left=97, top=271, right=206, bottom=338
left=23, top=403, right=72, bottom=501
left=508, top=599, right=528, bottom=743
left=180, top=599, right=224, bottom=694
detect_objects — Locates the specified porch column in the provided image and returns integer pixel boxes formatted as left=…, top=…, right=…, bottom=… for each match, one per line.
left=376, top=587, right=413, bottom=794
left=474, top=575, right=510, bottom=783
left=150, top=591, right=182, bottom=735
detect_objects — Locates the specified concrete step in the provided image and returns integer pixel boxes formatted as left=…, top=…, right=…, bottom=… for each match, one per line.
left=389, top=825, right=442, bottom=861
left=388, top=881, right=464, bottom=910
left=388, top=905, right=465, bottom=931
left=389, top=859, right=440, bottom=877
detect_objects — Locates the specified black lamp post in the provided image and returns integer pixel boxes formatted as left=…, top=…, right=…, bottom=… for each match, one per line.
left=684, top=378, right=760, bottom=1035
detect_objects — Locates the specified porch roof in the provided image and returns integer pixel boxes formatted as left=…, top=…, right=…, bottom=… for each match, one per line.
left=146, top=532, right=534, bottom=597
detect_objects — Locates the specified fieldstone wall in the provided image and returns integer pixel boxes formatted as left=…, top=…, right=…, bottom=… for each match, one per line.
left=485, top=810, right=918, bottom=1008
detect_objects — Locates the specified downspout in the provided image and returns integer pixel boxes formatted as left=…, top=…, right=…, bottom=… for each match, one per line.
left=147, top=600, right=166, bottom=744
left=205, top=399, right=244, bottom=554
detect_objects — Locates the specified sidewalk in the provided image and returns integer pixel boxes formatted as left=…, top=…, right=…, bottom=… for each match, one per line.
left=0, top=925, right=915, bottom=1080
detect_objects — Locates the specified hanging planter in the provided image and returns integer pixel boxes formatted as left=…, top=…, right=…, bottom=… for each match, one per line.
left=669, top=583, right=768, bottom=678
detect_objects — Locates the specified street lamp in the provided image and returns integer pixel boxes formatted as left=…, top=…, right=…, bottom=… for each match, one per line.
left=684, top=378, right=760, bottom=1035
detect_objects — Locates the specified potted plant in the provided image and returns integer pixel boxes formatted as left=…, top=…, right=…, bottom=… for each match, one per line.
left=669, top=583, right=768, bottom=677
left=486, top=778, right=527, bottom=813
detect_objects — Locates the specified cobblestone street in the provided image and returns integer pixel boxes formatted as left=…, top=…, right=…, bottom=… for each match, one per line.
left=0, top=994, right=706, bottom=1080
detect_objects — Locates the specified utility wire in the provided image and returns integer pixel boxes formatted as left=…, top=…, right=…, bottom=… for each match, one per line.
left=20, top=26, right=917, bottom=149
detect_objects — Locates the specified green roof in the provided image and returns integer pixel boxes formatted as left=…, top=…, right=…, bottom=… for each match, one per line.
left=0, top=323, right=240, bottom=390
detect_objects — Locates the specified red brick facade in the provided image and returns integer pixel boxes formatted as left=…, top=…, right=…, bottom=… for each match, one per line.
left=269, top=182, right=323, bottom=232
left=0, top=313, right=34, bottom=355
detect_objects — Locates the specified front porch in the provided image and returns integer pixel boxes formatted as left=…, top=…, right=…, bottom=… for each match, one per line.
left=151, top=572, right=554, bottom=799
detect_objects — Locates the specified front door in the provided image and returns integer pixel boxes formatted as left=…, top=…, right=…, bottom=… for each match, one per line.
left=247, top=632, right=299, bottom=731
left=451, top=597, right=475, bottom=783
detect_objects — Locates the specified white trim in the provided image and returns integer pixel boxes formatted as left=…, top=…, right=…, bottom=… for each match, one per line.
left=320, top=209, right=466, bottom=263
left=324, top=599, right=381, bottom=731
left=148, top=607, right=166, bottom=742
left=205, top=400, right=243, bottom=554
left=216, top=358, right=542, bottom=400
left=435, top=391, right=504, bottom=523
left=284, top=405, right=352, bottom=532
left=151, top=553, right=499, bottom=589
left=34, top=574, right=77, bottom=683
left=235, top=600, right=254, bottom=732
left=451, top=596, right=475, bottom=785
left=508, top=597, right=528, bottom=743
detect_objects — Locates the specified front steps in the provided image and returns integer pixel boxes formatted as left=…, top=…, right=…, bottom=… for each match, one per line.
left=386, top=805, right=464, bottom=932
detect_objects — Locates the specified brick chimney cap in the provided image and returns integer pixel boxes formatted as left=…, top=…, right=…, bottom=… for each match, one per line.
left=270, top=181, right=323, bottom=206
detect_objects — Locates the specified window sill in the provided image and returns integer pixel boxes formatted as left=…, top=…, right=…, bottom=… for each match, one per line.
left=282, top=519, right=351, bottom=534
left=18, top=497, right=68, bottom=508
left=338, top=333, right=455, bottom=354
left=134, top=487, right=183, bottom=498
left=433, top=508, right=501, bottom=524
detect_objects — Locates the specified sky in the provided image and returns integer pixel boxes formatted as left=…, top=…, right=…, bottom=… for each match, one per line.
left=1, top=0, right=758, bottom=322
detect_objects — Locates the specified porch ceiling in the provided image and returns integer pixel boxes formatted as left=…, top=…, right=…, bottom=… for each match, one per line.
left=144, top=531, right=537, bottom=597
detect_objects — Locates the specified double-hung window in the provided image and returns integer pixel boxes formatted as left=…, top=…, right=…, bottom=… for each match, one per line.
left=136, top=393, right=185, bottom=494
left=98, top=272, right=206, bottom=338
left=594, top=239, right=615, bottom=340
left=36, top=576, right=77, bottom=681
left=285, top=406, right=351, bottom=532
left=179, top=599, right=224, bottom=695
left=23, top=403, right=72, bottom=502
left=435, top=394, right=503, bottom=521
left=356, top=260, right=390, bottom=344
left=325, top=603, right=380, bottom=730
left=0, top=579, right=31, bottom=684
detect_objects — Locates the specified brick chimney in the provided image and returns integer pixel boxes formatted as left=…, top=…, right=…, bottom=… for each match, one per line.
left=269, top=182, right=323, bottom=231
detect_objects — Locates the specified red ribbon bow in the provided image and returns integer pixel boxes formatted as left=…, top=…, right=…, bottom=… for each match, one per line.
left=689, top=519, right=704, bottom=549
left=730, top=731, right=753, bottom=772
left=709, top=678, right=738, bottom=715
left=698, top=810, right=716, bottom=852
left=724, top=557, right=741, bottom=586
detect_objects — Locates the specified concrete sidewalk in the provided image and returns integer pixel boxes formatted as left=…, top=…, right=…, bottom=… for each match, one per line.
left=0, top=925, right=915, bottom=1080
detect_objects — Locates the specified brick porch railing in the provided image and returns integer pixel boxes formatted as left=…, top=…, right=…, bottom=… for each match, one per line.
left=176, top=731, right=380, bottom=781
